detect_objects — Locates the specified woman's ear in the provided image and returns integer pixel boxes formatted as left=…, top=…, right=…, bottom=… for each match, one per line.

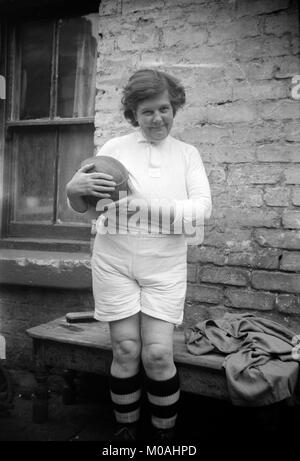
left=133, top=110, right=138, bottom=125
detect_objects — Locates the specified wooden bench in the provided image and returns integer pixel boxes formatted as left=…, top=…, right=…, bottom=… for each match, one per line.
left=26, top=314, right=229, bottom=422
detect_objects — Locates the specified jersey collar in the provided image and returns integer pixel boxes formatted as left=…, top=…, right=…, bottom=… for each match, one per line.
left=135, top=129, right=170, bottom=146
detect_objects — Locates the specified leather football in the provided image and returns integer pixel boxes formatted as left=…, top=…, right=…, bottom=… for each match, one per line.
left=81, top=155, right=130, bottom=207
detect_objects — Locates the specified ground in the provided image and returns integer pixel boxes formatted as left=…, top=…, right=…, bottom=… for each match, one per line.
left=1, top=368, right=300, bottom=449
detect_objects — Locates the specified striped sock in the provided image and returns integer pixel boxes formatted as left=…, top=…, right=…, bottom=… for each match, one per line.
left=146, top=371, right=180, bottom=430
left=110, top=373, right=141, bottom=425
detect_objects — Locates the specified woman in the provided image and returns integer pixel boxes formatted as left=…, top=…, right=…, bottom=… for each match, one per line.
left=66, top=69, right=212, bottom=441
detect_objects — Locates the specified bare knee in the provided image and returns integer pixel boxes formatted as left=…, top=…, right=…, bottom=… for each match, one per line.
left=142, top=343, right=174, bottom=376
left=112, top=339, right=141, bottom=372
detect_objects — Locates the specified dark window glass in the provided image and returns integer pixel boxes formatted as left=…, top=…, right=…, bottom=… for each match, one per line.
left=19, top=22, right=53, bottom=119
left=13, top=127, right=56, bottom=222
left=57, top=14, right=97, bottom=118
left=57, top=124, right=94, bottom=224
left=6, top=12, right=97, bottom=239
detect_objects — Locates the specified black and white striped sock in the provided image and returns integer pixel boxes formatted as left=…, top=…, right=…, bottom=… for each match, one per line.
left=110, top=373, right=141, bottom=425
left=146, top=371, right=180, bottom=429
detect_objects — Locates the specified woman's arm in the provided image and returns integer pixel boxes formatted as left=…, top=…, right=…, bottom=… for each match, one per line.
left=143, top=147, right=212, bottom=232
left=66, top=162, right=116, bottom=213
left=102, top=146, right=211, bottom=236
left=172, top=147, right=212, bottom=228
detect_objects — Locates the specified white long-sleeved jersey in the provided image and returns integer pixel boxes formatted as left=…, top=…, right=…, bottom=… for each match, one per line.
left=93, top=130, right=212, bottom=245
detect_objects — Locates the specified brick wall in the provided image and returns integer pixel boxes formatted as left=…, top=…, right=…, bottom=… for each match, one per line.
left=95, top=0, right=300, bottom=331
left=0, top=286, right=94, bottom=368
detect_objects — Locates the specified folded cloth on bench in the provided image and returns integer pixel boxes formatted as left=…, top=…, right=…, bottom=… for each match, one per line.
left=185, top=313, right=300, bottom=406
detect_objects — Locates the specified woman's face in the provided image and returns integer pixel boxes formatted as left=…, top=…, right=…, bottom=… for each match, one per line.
left=135, top=90, right=174, bottom=143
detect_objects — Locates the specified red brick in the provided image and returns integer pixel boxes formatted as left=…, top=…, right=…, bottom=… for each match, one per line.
left=292, top=188, right=300, bottom=206
left=282, top=211, right=300, bottom=229
left=223, top=209, right=280, bottom=228
left=280, top=252, right=300, bottom=272
left=186, top=283, right=223, bottom=304
left=228, top=165, right=283, bottom=185
left=165, top=0, right=207, bottom=7
left=195, top=244, right=279, bottom=271
left=233, top=80, right=287, bottom=102
left=199, top=266, right=250, bottom=286
left=205, top=229, right=252, bottom=250
left=229, top=60, right=274, bottom=81
left=122, top=0, right=164, bottom=14
left=177, top=2, right=236, bottom=26
left=204, top=145, right=256, bottom=163
left=273, top=56, right=300, bottom=79
left=284, top=166, right=300, bottom=185
left=237, top=0, right=289, bottom=18
left=187, top=246, right=227, bottom=266
left=185, top=84, right=233, bottom=106
left=225, top=288, right=275, bottom=310
left=227, top=249, right=280, bottom=270
left=252, top=271, right=300, bottom=293
left=187, top=264, right=197, bottom=282
left=236, top=36, right=291, bottom=60
left=264, top=13, right=299, bottom=35
left=284, top=121, right=300, bottom=142
left=232, top=121, right=284, bottom=143
left=163, top=26, right=207, bottom=48
left=99, top=37, right=116, bottom=55
left=183, top=44, right=232, bottom=71
left=183, top=304, right=227, bottom=328
left=292, top=36, right=300, bottom=54
left=178, top=125, right=231, bottom=145
left=260, top=100, right=300, bottom=121
left=208, top=166, right=226, bottom=184
left=254, top=229, right=300, bottom=250
left=276, top=294, right=300, bottom=314
left=99, top=0, right=120, bottom=16
left=207, top=17, right=259, bottom=44
left=213, top=185, right=263, bottom=207
left=175, top=105, right=206, bottom=128
left=235, top=59, right=280, bottom=81
left=117, top=29, right=160, bottom=51
left=206, top=102, right=257, bottom=124
left=264, top=187, right=290, bottom=206
left=256, top=143, right=300, bottom=162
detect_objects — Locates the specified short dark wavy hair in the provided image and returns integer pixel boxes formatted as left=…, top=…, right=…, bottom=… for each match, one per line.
left=121, top=68, right=186, bottom=127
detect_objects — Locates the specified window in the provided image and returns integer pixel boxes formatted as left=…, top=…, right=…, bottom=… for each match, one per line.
left=3, top=9, right=98, bottom=242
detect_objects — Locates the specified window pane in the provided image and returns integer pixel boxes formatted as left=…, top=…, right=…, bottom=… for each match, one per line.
left=57, top=13, right=98, bottom=118
left=13, top=128, right=56, bottom=221
left=57, top=124, right=94, bottom=223
left=19, top=22, right=53, bottom=119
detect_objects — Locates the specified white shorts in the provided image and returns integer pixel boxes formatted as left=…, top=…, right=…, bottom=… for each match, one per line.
left=91, top=233, right=187, bottom=325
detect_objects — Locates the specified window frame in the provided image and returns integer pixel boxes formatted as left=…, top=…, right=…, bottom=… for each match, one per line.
left=1, top=4, right=99, bottom=246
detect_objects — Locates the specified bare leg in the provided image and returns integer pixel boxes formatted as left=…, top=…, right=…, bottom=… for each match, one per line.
left=109, top=313, right=141, bottom=378
left=141, top=313, right=176, bottom=380
left=141, top=314, right=179, bottom=439
left=109, top=313, right=142, bottom=440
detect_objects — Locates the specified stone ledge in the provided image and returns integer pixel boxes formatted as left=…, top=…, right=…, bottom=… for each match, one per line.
left=0, top=250, right=92, bottom=289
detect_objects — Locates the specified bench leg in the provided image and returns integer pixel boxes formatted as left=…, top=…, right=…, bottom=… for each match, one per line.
left=62, top=369, right=78, bottom=405
left=32, top=365, right=49, bottom=423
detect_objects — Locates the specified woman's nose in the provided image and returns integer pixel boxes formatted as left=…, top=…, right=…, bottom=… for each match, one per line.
left=152, top=111, right=163, bottom=123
